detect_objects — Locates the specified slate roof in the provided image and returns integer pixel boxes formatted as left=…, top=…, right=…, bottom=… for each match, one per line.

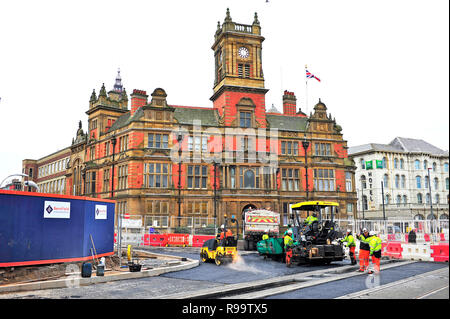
left=106, top=106, right=309, bottom=132
left=172, top=106, right=219, bottom=126
left=390, top=137, right=448, bottom=156
left=349, top=137, right=448, bottom=157
left=266, top=114, right=308, bottom=132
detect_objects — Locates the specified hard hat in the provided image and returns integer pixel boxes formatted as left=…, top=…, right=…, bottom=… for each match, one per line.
left=369, top=231, right=376, bottom=236
left=220, top=224, right=224, bottom=229
left=347, top=229, right=351, bottom=233
left=288, top=229, right=293, bottom=234
left=363, top=228, right=368, bottom=232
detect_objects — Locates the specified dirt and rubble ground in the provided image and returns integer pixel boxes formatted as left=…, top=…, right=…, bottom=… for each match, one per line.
left=0, top=249, right=179, bottom=286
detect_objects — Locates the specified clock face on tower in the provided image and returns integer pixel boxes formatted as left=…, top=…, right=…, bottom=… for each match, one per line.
left=238, top=46, right=249, bottom=59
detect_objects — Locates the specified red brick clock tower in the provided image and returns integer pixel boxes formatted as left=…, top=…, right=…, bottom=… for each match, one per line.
left=210, top=9, right=268, bottom=128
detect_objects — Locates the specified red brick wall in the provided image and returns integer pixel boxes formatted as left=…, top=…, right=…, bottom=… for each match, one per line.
left=301, top=168, right=314, bottom=192
left=209, top=165, right=221, bottom=190
left=128, top=162, right=143, bottom=189
left=335, top=169, right=345, bottom=192
left=172, top=163, right=186, bottom=189
left=129, top=131, right=144, bottom=149
left=213, top=91, right=266, bottom=128
left=334, top=143, right=348, bottom=158
left=130, top=90, right=148, bottom=115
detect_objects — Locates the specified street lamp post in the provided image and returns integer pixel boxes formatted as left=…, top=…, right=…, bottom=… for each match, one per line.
left=109, top=135, right=120, bottom=265
left=177, top=133, right=183, bottom=228
left=0, top=173, right=29, bottom=190
left=360, top=177, right=365, bottom=220
left=213, top=160, right=220, bottom=235
left=427, top=167, right=434, bottom=234
left=111, top=135, right=117, bottom=199
left=381, top=181, right=386, bottom=221
left=302, top=136, right=310, bottom=201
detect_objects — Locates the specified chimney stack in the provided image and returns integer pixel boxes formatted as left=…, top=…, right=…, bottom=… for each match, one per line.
left=282, top=90, right=297, bottom=116
left=130, top=89, right=148, bottom=115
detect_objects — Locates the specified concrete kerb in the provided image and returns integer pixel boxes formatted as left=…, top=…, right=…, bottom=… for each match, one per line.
left=0, top=252, right=199, bottom=294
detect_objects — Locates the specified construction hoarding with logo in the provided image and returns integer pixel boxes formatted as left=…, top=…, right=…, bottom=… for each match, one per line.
left=0, top=189, right=115, bottom=267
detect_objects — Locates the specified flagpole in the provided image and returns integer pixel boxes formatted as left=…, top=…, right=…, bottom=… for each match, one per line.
left=305, top=64, right=308, bottom=115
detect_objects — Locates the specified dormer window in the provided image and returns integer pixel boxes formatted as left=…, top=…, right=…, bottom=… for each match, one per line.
left=240, top=111, right=252, bottom=128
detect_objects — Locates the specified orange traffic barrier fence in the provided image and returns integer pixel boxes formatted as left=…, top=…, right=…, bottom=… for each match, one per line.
left=167, top=233, right=189, bottom=247
left=384, top=241, right=402, bottom=259
left=431, top=243, right=449, bottom=262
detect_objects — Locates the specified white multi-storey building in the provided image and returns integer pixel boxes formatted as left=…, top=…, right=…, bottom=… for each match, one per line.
left=349, top=137, right=449, bottom=220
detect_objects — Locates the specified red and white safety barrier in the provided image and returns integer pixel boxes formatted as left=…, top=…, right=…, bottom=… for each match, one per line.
left=137, top=233, right=215, bottom=248
left=381, top=242, right=448, bottom=262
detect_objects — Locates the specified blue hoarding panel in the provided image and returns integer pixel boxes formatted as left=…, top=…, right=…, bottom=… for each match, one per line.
left=0, top=190, right=115, bottom=267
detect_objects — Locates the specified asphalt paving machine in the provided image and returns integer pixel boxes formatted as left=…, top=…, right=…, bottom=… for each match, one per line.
left=284, top=201, right=345, bottom=266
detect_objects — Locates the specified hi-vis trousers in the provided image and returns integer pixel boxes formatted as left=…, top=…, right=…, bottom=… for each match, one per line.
left=359, top=249, right=370, bottom=271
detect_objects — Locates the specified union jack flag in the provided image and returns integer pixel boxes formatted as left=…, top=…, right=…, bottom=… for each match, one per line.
left=306, top=69, right=321, bottom=82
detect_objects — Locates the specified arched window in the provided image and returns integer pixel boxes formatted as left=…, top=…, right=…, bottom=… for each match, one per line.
left=243, top=169, right=255, bottom=188
left=435, top=194, right=440, bottom=204
left=72, top=159, right=82, bottom=196
left=401, top=175, right=406, bottom=188
left=383, top=174, right=389, bottom=187
left=425, top=193, right=431, bottom=204
left=434, top=177, right=439, bottom=190
left=439, top=214, right=449, bottom=220
left=426, top=214, right=437, bottom=220
left=395, top=175, right=400, bottom=188
left=432, top=162, right=437, bottom=172
left=414, top=214, right=424, bottom=220
left=415, top=160, right=420, bottom=170
left=424, top=176, right=429, bottom=189
left=445, top=163, right=449, bottom=173
left=416, top=176, right=422, bottom=189
left=394, top=158, right=398, bottom=169
left=446, top=177, right=449, bottom=190
left=385, top=194, right=390, bottom=204
left=396, top=195, right=401, bottom=207
left=402, top=195, right=407, bottom=206
left=400, top=158, right=405, bottom=169
left=417, top=193, right=423, bottom=204
left=360, top=158, right=365, bottom=169
left=382, top=157, right=387, bottom=169
left=423, top=160, right=428, bottom=170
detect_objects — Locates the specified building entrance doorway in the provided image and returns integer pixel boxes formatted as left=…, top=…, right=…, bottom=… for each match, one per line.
left=242, top=204, right=257, bottom=220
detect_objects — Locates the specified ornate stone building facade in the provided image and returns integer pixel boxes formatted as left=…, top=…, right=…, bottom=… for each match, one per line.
left=349, top=137, right=449, bottom=220
left=22, top=10, right=357, bottom=233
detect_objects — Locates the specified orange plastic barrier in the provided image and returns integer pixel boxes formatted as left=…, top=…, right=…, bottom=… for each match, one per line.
left=141, top=234, right=151, bottom=246
left=384, top=241, right=402, bottom=259
left=431, top=243, right=449, bottom=262
left=149, top=234, right=168, bottom=247
left=192, top=235, right=215, bottom=247
left=387, top=234, right=396, bottom=241
left=167, top=233, right=189, bottom=247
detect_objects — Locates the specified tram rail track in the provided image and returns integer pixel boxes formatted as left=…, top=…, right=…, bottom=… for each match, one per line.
left=158, top=260, right=413, bottom=299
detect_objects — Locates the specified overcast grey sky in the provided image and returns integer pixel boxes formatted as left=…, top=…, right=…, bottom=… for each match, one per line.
left=0, top=0, right=448, bottom=181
